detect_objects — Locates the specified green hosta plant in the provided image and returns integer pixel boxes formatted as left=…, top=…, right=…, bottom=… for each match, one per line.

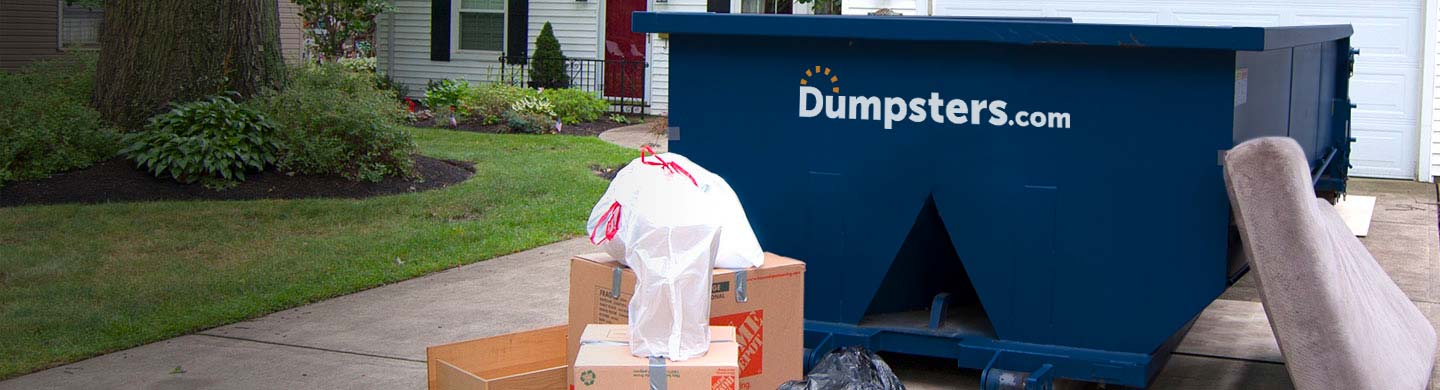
left=426, top=79, right=472, bottom=126
left=510, top=95, right=557, bottom=118
left=122, top=96, right=281, bottom=189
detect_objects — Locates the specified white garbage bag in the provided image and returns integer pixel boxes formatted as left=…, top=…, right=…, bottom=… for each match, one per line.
left=587, top=148, right=764, bottom=269
left=585, top=148, right=760, bottom=360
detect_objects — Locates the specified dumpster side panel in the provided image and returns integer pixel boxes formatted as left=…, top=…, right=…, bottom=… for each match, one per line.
left=668, top=35, right=1235, bottom=354
left=1233, top=49, right=1294, bottom=147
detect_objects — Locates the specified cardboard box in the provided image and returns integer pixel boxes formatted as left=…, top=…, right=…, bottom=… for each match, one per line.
left=426, top=326, right=568, bottom=390
left=573, top=324, right=739, bottom=390
left=569, top=252, right=805, bottom=390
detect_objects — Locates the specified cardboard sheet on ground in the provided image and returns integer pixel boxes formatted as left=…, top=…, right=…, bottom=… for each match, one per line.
left=1224, top=137, right=1436, bottom=390
left=1334, top=194, right=1376, bottom=236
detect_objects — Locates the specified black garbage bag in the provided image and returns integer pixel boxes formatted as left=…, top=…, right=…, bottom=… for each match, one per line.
left=779, top=346, right=905, bottom=390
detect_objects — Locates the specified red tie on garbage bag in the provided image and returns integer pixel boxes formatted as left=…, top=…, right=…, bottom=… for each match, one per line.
left=640, top=146, right=698, bottom=187
left=589, top=201, right=622, bottom=245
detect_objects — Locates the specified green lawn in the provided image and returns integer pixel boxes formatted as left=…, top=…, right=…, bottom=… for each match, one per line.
left=0, top=127, right=633, bottom=379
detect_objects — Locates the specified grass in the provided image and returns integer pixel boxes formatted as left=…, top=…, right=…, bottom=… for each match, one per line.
left=0, top=127, right=634, bottom=379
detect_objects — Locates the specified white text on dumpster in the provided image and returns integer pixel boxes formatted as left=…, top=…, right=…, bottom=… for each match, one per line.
left=798, top=86, right=1072, bottom=130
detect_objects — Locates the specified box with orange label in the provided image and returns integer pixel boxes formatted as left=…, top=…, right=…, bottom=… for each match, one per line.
left=572, top=324, right=738, bottom=390
left=568, top=252, right=805, bottom=390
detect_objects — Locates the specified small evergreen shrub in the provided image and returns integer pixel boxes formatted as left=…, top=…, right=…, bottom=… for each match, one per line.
left=121, top=96, right=281, bottom=189
left=251, top=64, right=416, bottom=182
left=541, top=88, right=609, bottom=124
left=530, top=22, right=570, bottom=89
left=0, top=53, right=119, bottom=185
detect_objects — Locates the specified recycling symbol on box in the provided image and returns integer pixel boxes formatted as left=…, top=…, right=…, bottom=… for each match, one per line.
left=581, top=369, right=596, bottom=386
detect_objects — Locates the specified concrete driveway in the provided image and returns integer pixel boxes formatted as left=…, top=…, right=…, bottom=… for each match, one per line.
left=2, top=179, right=1436, bottom=389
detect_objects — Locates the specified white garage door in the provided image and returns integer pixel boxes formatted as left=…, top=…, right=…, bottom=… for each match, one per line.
left=931, top=0, right=1422, bottom=179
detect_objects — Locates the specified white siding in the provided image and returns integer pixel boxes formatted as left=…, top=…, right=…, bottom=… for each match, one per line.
left=1430, top=0, right=1440, bottom=179
left=843, top=0, right=923, bottom=16
left=378, top=0, right=601, bottom=98
left=649, top=0, right=707, bottom=115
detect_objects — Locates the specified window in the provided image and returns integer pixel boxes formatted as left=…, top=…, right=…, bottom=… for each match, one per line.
left=61, top=3, right=103, bottom=49
left=459, top=0, right=505, bottom=51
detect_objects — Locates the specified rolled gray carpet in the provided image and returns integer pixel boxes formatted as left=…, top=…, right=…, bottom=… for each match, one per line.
left=1225, top=137, right=1436, bottom=390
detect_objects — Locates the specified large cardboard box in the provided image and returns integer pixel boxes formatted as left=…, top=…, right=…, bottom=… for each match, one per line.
left=426, top=326, right=568, bottom=390
left=573, top=324, right=739, bottom=390
left=568, top=252, right=805, bottom=390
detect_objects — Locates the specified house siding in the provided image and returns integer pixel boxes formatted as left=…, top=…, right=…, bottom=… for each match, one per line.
left=1, top=0, right=62, bottom=70
left=648, top=0, right=706, bottom=115
left=278, top=0, right=307, bottom=63
left=2, top=1, right=313, bottom=70
left=379, top=0, right=703, bottom=114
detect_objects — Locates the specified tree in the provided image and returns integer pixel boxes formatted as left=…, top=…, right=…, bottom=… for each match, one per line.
left=530, top=22, right=570, bottom=89
left=294, top=0, right=392, bottom=62
left=94, top=0, right=286, bottom=129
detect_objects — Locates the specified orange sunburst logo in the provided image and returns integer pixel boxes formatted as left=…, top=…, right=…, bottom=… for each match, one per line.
left=800, top=65, right=839, bottom=94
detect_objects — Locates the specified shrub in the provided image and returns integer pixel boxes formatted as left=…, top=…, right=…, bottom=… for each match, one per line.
left=121, top=96, right=281, bottom=189
left=541, top=88, right=609, bottom=124
left=0, top=53, right=119, bottom=185
left=503, top=110, right=555, bottom=134
left=459, top=84, right=538, bottom=124
left=337, top=57, right=377, bottom=73
left=424, top=79, right=471, bottom=115
left=530, top=22, right=570, bottom=89
left=250, top=64, right=416, bottom=182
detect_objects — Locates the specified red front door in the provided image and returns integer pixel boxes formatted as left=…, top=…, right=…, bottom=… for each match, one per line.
left=604, top=0, right=646, bottom=99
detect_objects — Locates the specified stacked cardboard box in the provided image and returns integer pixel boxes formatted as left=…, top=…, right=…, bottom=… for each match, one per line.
left=573, top=324, right=739, bottom=390
left=427, top=252, right=805, bottom=390
left=568, top=252, right=806, bottom=390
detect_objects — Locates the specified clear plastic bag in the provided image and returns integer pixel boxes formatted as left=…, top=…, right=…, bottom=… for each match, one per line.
left=625, top=214, right=721, bottom=360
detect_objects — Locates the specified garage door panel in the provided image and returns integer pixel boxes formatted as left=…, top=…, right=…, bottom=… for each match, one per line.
left=1350, top=68, right=1420, bottom=122
left=1293, top=12, right=1419, bottom=62
left=1171, top=11, right=1282, bottom=27
left=932, top=4, right=1045, bottom=17
left=1052, top=8, right=1161, bottom=25
left=1351, top=121, right=1415, bottom=178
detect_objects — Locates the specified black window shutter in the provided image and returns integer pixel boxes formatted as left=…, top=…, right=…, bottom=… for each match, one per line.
left=431, top=0, right=451, bottom=61
left=707, top=0, right=729, bottom=13
left=505, top=0, right=529, bottom=64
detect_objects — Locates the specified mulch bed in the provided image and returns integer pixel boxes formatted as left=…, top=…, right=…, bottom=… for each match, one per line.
left=0, top=155, right=474, bottom=207
left=411, top=116, right=652, bottom=137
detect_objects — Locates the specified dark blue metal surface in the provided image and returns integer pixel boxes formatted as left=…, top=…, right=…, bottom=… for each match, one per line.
left=642, top=13, right=1352, bottom=388
left=634, top=12, right=1352, bottom=51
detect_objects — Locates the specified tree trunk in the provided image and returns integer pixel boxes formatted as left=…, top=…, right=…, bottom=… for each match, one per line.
left=95, top=0, right=285, bottom=129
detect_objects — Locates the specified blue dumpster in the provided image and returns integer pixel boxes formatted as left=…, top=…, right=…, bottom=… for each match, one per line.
left=635, top=13, right=1353, bottom=388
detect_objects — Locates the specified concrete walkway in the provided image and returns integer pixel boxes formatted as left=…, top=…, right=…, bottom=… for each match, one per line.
left=598, top=123, right=666, bottom=152
left=2, top=179, right=1436, bottom=389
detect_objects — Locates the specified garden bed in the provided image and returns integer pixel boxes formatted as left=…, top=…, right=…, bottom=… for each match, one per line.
left=0, top=155, right=473, bottom=207
left=410, top=115, right=652, bottom=137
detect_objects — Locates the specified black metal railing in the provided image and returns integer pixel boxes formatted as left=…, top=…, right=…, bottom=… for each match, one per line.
left=494, top=55, right=649, bottom=114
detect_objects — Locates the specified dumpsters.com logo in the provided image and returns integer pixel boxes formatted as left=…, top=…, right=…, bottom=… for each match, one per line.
left=797, top=66, right=1072, bottom=130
